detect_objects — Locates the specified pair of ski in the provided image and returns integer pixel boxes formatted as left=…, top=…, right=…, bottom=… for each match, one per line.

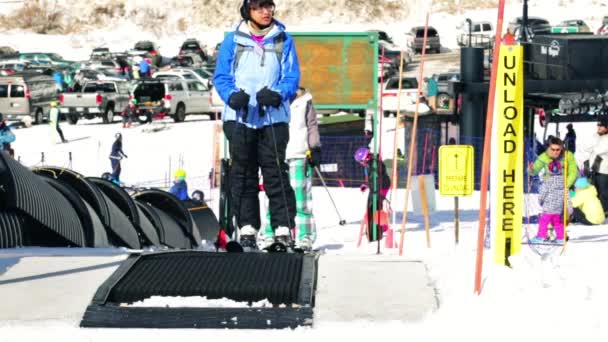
left=225, top=240, right=309, bottom=254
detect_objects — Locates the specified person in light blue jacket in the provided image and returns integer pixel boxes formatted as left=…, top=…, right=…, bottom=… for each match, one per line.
left=0, top=113, right=16, bottom=157
left=213, top=0, right=300, bottom=250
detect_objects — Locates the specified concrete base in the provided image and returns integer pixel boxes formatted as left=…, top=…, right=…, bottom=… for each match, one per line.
left=0, top=254, right=126, bottom=322
left=315, top=255, right=438, bottom=322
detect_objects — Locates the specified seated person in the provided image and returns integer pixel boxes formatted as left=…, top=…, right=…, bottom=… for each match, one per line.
left=169, top=169, right=189, bottom=201
left=571, top=177, right=606, bottom=225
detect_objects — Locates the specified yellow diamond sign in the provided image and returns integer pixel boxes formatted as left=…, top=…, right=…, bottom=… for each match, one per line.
left=439, top=145, right=474, bottom=196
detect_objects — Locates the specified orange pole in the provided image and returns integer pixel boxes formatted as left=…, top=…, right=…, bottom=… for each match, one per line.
left=474, top=0, right=506, bottom=295
left=399, top=12, right=430, bottom=256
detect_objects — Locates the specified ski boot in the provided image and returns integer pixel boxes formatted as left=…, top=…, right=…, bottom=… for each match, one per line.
left=238, top=225, right=259, bottom=252
left=295, top=236, right=313, bottom=253
left=266, top=226, right=294, bottom=253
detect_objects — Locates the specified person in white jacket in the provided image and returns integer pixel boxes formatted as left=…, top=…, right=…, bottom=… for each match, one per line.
left=263, top=87, right=321, bottom=250
left=586, top=117, right=608, bottom=213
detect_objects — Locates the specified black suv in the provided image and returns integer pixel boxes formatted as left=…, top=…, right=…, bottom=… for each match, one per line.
left=179, top=38, right=208, bottom=62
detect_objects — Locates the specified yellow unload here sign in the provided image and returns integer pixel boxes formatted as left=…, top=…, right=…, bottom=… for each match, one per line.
left=494, top=45, right=524, bottom=265
left=439, top=145, right=474, bottom=196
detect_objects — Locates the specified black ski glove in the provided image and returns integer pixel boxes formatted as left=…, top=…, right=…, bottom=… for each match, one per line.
left=256, top=87, right=282, bottom=108
left=228, top=89, right=250, bottom=111
left=307, top=147, right=322, bottom=168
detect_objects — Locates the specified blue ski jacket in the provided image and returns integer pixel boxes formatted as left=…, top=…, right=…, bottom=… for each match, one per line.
left=170, top=180, right=189, bottom=201
left=213, top=20, right=300, bottom=129
left=0, top=125, right=15, bottom=146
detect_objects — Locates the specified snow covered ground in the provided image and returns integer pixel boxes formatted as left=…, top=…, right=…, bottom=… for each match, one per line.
left=2, top=1, right=608, bottom=341
left=2, top=114, right=608, bottom=341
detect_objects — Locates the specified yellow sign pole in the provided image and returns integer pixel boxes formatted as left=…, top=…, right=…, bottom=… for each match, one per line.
left=493, top=45, right=524, bottom=265
left=439, top=145, right=474, bottom=245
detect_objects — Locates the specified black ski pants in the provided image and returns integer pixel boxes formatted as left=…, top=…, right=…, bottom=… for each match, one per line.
left=223, top=121, right=296, bottom=231
left=593, top=173, right=608, bottom=213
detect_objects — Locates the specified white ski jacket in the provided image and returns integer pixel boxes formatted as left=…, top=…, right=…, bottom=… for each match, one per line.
left=285, top=90, right=321, bottom=160
left=587, top=133, right=608, bottom=175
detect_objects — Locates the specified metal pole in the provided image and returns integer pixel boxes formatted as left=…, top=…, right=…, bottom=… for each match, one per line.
left=455, top=196, right=460, bottom=244
left=466, top=18, right=472, bottom=48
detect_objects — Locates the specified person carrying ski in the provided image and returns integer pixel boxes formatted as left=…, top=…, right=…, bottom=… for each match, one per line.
left=0, top=113, right=16, bottom=157
left=49, top=101, right=67, bottom=144
left=263, top=87, right=321, bottom=251
left=355, top=146, right=391, bottom=241
left=109, top=133, right=128, bottom=183
left=213, top=0, right=300, bottom=250
left=170, top=169, right=190, bottom=201
left=122, top=99, right=137, bottom=128
left=570, top=177, right=605, bottom=225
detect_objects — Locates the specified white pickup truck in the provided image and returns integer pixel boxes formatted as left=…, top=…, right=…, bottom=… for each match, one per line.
left=59, top=80, right=131, bottom=124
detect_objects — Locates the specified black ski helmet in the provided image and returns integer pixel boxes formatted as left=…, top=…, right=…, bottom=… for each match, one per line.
left=240, top=0, right=275, bottom=20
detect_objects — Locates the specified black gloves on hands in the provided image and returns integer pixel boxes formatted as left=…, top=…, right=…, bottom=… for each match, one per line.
left=308, top=147, right=322, bottom=168
left=228, top=89, right=250, bottom=111
left=256, top=87, right=282, bottom=108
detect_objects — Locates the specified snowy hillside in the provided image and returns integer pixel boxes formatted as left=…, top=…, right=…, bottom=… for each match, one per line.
left=0, top=0, right=607, bottom=62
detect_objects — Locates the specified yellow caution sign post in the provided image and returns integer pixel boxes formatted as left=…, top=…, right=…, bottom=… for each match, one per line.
left=439, top=145, right=475, bottom=243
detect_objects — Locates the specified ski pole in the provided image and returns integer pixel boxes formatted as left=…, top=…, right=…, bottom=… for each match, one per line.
left=312, top=165, right=346, bottom=226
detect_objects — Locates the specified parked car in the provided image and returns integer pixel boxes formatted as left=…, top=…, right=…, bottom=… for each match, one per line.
left=0, top=73, right=59, bottom=123
left=599, top=24, right=608, bottom=35
left=156, top=67, right=212, bottom=88
left=152, top=70, right=197, bottom=81
left=507, top=16, right=551, bottom=41
left=381, top=76, right=430, bottom=117
left=131, top=41, right=161, bottom=67
left=90, top=47, right=111, bottom=60
left=170, top=54, right=205, bottom=68
left=0, top=60, right=30, bottom=73
left=367, top=29, right=394, bottom=44
left=18, top=52, right=74, bottom=67
left=406, top=26, right=441, bottom=53
left=551, top=19, right=591, bottom=33
left=59, top=80, right=131, bottom=124
left=436, top=72, right=460, bottom=111
left=131, top=79, right=214, bottom=122
left=83, top=59, right=124, bottom=74
left=0, top=46, right=19, bottom=60
left=457, top=21, right=495, bottom=47
left=179, top=38, right=208, bottom=61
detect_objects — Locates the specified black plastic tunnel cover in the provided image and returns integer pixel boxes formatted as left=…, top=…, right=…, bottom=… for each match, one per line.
left=87, top=177, right=160, bottom=247
left=0, top=153, right=86, bottom=247
left=31, top=167, right=140, bottom=250
left=135, top=200, right=193, bottom=249
left=39, top=176, right=110, bottom=248
left=0, top=210, right=26, bottom=248
left=0, top=210, right=80, bottom=248
left=133, top=189, right=200, bottom=247
left=183, top=199, right=220, bottom=242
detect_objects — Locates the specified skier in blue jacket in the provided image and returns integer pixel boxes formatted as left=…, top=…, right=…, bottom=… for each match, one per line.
left=109, top=133, right=127, bottom=182
left=213, top=0, right=300, bottom=250
left=0, top=113, right=16, bottom=157
left=170, top=169, right=190, bottom=200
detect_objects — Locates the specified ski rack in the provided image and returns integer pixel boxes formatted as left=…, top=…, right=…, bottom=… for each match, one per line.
left=80, top=250, right=318, bottom=329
